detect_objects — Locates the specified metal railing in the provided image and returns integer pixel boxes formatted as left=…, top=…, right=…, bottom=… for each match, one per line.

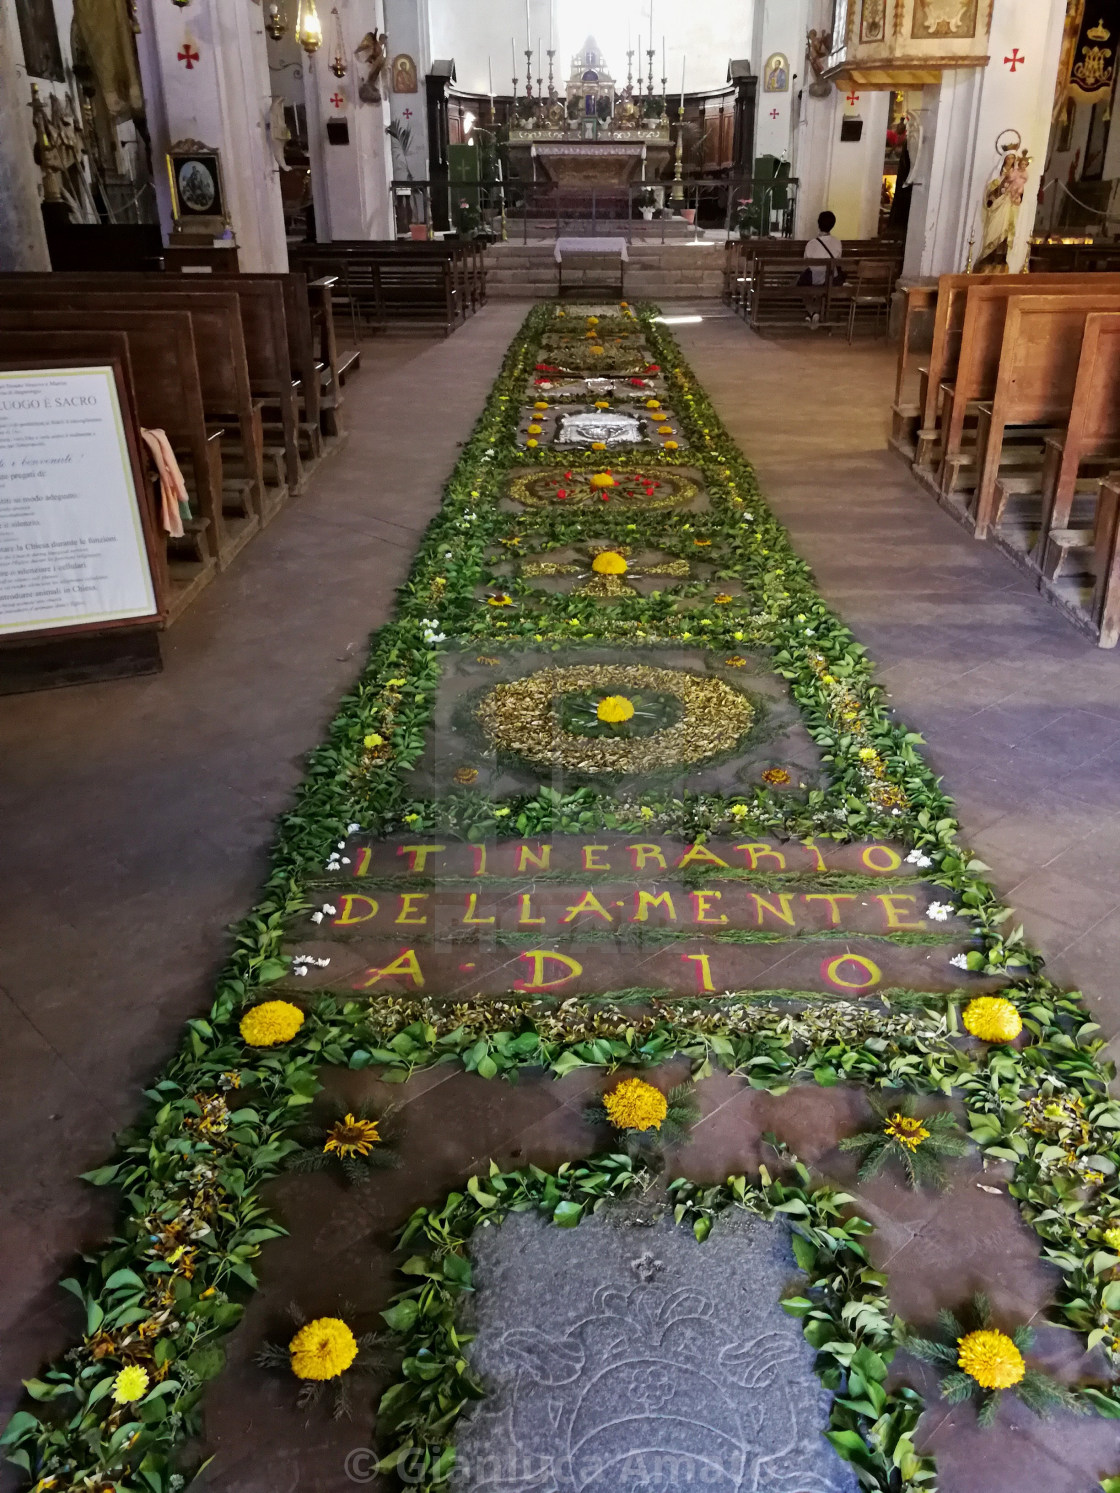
left=390, top=176, right=800, bottom=244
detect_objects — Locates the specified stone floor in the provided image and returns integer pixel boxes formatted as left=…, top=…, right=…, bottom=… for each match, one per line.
left=2, top=301, right=1120, bottom=1493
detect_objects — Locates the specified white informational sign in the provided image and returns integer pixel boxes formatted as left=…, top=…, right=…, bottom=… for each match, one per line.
left=0, top=366, right=157, bottom=635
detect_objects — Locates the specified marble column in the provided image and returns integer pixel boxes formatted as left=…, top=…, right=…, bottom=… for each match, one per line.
left=796, top=85, right=890, bottom=241
left=133, top=0, right=288, bottom=271
left=0, top=2, right=50, bottom=270
left=304, top=0, right=395, bottom=241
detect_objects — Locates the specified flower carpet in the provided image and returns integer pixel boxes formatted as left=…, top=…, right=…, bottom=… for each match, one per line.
left=5, top=305, right=1120, bottom=1493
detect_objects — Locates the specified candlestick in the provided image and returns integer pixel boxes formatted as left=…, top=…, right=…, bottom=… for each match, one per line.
left=524, top=47, right=533, bottom=97
left=547, top=47, right=556, bottom=100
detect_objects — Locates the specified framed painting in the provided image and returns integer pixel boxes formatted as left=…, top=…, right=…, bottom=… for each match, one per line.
left=167, top=146, right=227, bottom=223
left=860, top=0, right=887, bottom=43
left=763, top=53, right=789, bottom=92
left=14, top=0, right=64, bottom=82
left=912, top=0, right=979, bottom=40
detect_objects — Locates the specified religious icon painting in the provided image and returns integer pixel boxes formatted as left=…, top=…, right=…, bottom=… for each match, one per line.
left=166, top=145, right=227, bottom=223
left=860, top=0, right=887, bottom=44
left=762, top=53, right=789, bottom=93
left=911, top=0, right=979, bottom=40
left=14, top=0, right=64, bottom=82
left=391, top=52, right=418, bottom=92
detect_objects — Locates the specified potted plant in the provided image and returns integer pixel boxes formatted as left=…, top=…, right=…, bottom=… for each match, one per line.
left=638, top=188, right=655, bottom=222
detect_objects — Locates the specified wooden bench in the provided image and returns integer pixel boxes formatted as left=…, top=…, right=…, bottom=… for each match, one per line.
left=290, top=241, right=473, bottom=337
left=1031, top=313, right=1120, bottom=575
left=744, top=241, right=900, bottom=330
left=0, top=305, right=238, bottom=571
left=1092, top=474, right=1120, bottom=647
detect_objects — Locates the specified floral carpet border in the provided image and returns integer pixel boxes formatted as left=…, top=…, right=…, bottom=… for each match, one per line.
left=4, top=305, right=1120, bottom=1493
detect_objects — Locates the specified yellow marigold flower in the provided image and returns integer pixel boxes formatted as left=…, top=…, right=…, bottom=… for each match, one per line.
left=323, top=1114, right=381, bottom=1158
left=663, top=440, right=679, bottom=450
left=658, top=425, right=674, bottom=435
left=962, top=997, right=1022, bottom=1044
left=858, top=747, right=880, bottom=762
left=597, top=695, right=635, bottom=724
left=884, top=1113, right=930, bottom=1152
left=240, top=1001, right=305, bottom=1048
left=586, top=315, right=599, bottom=324
left=713, top=594, right=734, bottom=604
left=590, top=472, right=615, bottom=489
left=603, top=1077, right=668, bottom=1132
left=112, top=1365, right=149, bottom=1403
left=289, top=1318, right=358, bottom=1381
left=527, top=438, right=539, bottom=447
left=1103, top=1226, right=1120, bottom=1252
left=762, top=767, right=791, bottom=786
left=646, top=399, right=661, bottom=409
left=592, top=551, right=628, bottom=576
left=534, top=401, right=548, bottom=410
left=957, top=1329, right=1025, bottom=1390
left=590, top=346, right=605, bottom=355
left=363, top=733, right=385, bottom=749
left=453, top=766, right=479, bottom=785
left=527, top=423, right=543, bottom=435
left=595, top=400, right=610, bottom=409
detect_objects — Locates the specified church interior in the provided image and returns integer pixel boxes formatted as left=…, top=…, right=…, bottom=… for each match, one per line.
left=4, top=2, right=1120, bottom=1491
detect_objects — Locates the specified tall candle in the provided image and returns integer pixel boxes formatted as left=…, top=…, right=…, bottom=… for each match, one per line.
left=662, top=37, right=666, bottom=78
left=680, top=55, right=686, bottom=108
left=526, top=0, right=531, bottom=54
left=489, top=56, right=493, bottom=97
left=550, top=3, right=554, bottom=50
left=512, top=37, right=517, bottom=74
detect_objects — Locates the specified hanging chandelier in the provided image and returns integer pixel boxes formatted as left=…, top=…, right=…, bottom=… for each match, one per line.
left=295, top=0, right=322, bottom=55
left=265, top=3, right=287, bottom=41
left=328, top=6, right=347, bottom=77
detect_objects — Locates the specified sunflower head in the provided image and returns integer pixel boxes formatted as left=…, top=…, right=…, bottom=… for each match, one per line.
left=597, top=695, right=635, bottom=724
left=289, top=1317, right=358, bottom=1381
left=592, top=551, right=628, bottom=576
left=112, top=1365, right=150, bottom=1404
left=240, top=1001, right=305, bottom=1048
left=487, top=594, right=514, bottom=608
left=603, top=1078, right=669, bottom=1133
left=323, top=1114, right=381, bottom=1158
left=884, top=1112, right=930, bottom=1152
left=962, top=997, right=1023, bottom=1044
left=957, top=1329, right=1025, bottom=1390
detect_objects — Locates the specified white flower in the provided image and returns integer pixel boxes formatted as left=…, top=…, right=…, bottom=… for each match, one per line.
left=926, top=902, right=953, bottom=922
left=294, top=965, right=309, bottom=977
left=322, top=904, right=337, bottom=917
left=347, top=822, right=361, bottom=834
left=949, top=954, right=969, bottom=970
left=906, top=850, right=933, bottom=868
left=337, top=840, right=346, bottom=849
left=341, top=857, right=351, bottom=865
left=310, top=912, right=323, bottom=924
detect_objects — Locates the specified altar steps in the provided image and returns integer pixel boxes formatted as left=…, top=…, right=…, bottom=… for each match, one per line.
left=485, top=242, right=726, bottom=301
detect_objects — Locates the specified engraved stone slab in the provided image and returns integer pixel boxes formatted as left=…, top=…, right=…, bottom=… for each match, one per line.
left=452, top=1210, right=859, bottom=1493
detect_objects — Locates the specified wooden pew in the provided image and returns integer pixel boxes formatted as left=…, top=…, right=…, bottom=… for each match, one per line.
left=0, top=305, right=238, bottom=568
left=915, top=273, right=1120, bottom=475
left=969, top=294, right=1120, bottom=539
left=1032, top=313, right=1120, bottom=574
left=1092, top=474, right=1120, bottom=647
left=0, top=283, right=273, bottom=531
left=744, top=241, right=901, bottom=330
left=891, top=283, right=937, bottom=454
left=0, top=273, right=293, bottom=504
left=291, top=242, right=465, bottom=336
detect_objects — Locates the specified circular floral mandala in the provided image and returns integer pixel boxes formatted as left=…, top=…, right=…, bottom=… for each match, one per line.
left=474, top=664, right=756, bottom=775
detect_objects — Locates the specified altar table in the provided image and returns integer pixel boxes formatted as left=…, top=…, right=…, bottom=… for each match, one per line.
left=553, top=236, right=629, bottom=299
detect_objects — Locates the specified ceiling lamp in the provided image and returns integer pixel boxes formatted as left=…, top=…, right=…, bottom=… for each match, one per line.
left=328, top=6, right=347, bottom=76
left=295, top=0, right=322, bottom=55
left=265, top=3, right=287, bottom=40
left=169, top=0, right=192, bottom=8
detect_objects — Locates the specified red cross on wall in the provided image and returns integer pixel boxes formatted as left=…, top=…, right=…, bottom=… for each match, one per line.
left=178, top=43, right=199, bottom=69
left=402, top=107, right=413, bottom=119
left=769, top=108, right=780, bottom=119
left=1004, top=49, right=1025, bottom=72
left=846, top=91, right=860, bottom=106
left=330, top=93, right=345, bottom=108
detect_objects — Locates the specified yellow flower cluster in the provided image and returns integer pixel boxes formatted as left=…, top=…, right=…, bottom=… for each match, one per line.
left=239, top=1001, right=305, bottom=1048
left=957, top=1329, right=1025, bottom=1389
left=592, top=551, right=628, bottom=576
left=323, top=1114, right=381, bottom=1158
left=806, top=651, right=908, bottom=814
left=962, top=997, right=1022, bottom=1044
left=884, top=1113, right=930, bottom=1152
left=289, top=1317, right=358, bottom=1381
left=1104, top=1226, right=1120, bottom=1252
left=597, top=695, right=635, bottom=724
left=603, top=1078, right=668, bottom=1132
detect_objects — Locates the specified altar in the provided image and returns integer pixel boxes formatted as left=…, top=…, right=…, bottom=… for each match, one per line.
left=506, top=38, right=673, bottom=192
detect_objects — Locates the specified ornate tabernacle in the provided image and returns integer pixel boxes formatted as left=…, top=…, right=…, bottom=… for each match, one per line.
left=823, top=0, right=993, bottom=88
left=508, top=37, right=672, bottom=189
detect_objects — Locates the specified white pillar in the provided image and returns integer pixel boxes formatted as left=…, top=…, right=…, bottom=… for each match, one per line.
left=902, top=0, right=1068, bottom=277
left=752, top=0, right=809, bottom=164
left=796, top=86, right=889, bottom=240
left=0, top=2, right=50, bottom=269
left=383, top=0, right=431, bottom=185
left=134, top=0, right=288, bottom=271
left=304, top=0, right=394, bottom=240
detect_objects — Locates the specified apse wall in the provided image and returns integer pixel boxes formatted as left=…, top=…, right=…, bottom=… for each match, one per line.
left=427, top=0, right=756, bottom=97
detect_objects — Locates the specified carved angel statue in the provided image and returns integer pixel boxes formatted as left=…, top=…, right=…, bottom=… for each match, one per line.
left=807, top=28, right=833, bottom=98
left=355, top=31, right=388, bottom=104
